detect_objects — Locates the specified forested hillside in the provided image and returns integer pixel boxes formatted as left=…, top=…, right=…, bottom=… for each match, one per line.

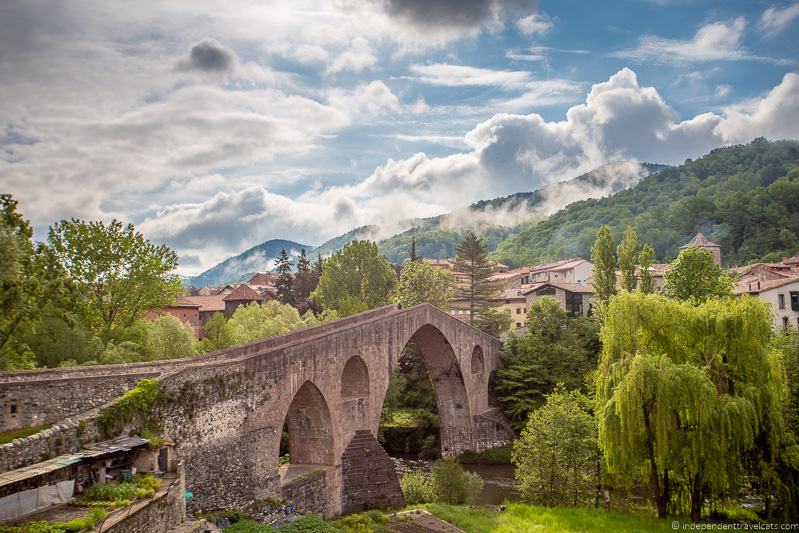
left=492, top=139, right=799, bottom=267
left=376, top=162, right=665, bottom=263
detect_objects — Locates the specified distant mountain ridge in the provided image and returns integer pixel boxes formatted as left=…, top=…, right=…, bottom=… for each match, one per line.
left=185, top=161, right=668, bottom=286
left=186, top=239, right=312, bottom=287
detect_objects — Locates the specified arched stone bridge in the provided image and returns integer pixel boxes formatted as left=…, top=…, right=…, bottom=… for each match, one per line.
left=0, top=304, right=512, bottom=516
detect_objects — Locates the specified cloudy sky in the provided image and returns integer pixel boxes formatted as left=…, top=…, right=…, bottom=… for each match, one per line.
left=1, top=0, right=798, bottom=274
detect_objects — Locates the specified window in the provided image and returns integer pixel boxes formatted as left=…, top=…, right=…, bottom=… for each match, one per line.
left=516, top=322, right=522, bottom=328
left=10, top=404, right=17, bottom=415
left=565, top=291, right=583, bottom=316
left=779, top=294, right=786, bottom=310
left=516, top=308, right=521, bottom=314
left=783, top=316, right=790, bottom=329
left=791, top=291, right=799, bottom=312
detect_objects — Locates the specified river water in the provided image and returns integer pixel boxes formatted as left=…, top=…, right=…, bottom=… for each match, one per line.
left=391, top=456, right=520, bottom=505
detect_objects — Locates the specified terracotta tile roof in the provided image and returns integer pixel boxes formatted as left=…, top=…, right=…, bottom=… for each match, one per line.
left=182, top=295, right=226, bottom=312
left=223, top=284, right=265, bottom=301
left=735, top=276, right=799, bottom=294
left=175, top=297, right=201, bottom=308
left=679, top=232, right=719, bottom=249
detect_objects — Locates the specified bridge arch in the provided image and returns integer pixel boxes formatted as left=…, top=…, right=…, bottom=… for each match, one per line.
left=279, top=380, right=335, bottom=466
left=341, top=355, right=369, bottom=399
left=387, top=323, right=474, bottom=456
left=471, top=345, right=484, bottom=374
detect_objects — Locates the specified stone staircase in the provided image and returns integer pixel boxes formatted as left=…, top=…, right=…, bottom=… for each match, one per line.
left=341, top=430, right=406, bottom=513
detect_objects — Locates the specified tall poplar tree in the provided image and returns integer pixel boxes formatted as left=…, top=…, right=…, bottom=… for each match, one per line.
left=454, top=232, right=504, bottom=329
left=597, top=292, right=783, bottom=520
left=638, top=244, right=657, bottom=294
left=616, top=226, right=639, bottom=292
left=590, top=225, right=617, bottom=312
left=274, top=249, right=294, bottom=306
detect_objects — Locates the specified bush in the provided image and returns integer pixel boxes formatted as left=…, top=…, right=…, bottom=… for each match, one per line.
left=458, top=444, right=512, bottom=464
left=223, top=520, right=270, bottom=533
left=400, top=471, right=435, bottom=504
left=280, top=516, right=337, bottom=532
left=430, top=458, right=483, bottom=505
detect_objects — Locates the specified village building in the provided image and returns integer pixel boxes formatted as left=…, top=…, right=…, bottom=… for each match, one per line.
left=222, top=284, right=265, bottom=317
left=527, top=258, right=593, bottom=285
left=735, top=276, right=799, bottom=330
left=145, top=298, right=202, bottom=339
left=180, top=295, right=226, bottom=335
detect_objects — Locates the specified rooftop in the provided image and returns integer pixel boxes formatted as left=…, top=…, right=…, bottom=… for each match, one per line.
left=679, top=232, right=719, bottom=249
left=223, top=284, right=265, bottom=302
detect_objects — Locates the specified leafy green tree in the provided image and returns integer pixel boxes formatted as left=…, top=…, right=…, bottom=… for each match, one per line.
left=23, top=311, right=103, bottom=367
left=227, top=300, right=306, bottom=344
left=597, top=292, right=783, bottom=520
left=200, top=312, right=235, bottom=352
left=0, top=195, right=76, bottom=369
left=454, top=232, right=504, bottom=328
left=475, top=307, right=512, bottom=337
left=495, top=297, right=600, bottom=429
left=591, top=226, right=617, bottom=312
left=275, top=249, right=294, bottom=306
left=145, top=314, right=197, bottom=360
left=662, top=246, right=733, bottom=303
left=513, top=387, right=598, bottom=506
left=48, top=219, right=182, bottom=333
left=311, top=240, right=396, bottom=316
left=393, top=260, right=454, bottom=310
left=99, top=340, right=147, bottom=364
left=409, top=236, right=419, bottom=262
left=617, top=226, right=639, bottom=292
left=638, top=243, right=657, bottom=295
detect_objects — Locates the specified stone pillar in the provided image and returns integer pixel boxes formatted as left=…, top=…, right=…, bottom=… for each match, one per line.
left=340, top=430, right=405, bottom=513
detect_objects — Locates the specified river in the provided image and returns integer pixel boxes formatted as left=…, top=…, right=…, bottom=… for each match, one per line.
left=391, top=455, right=520, bottom=505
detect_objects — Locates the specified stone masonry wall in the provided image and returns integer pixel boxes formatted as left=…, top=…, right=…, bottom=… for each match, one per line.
left=280, top=469, right=331, bottom=517
left=341, top=430, right=405, bottom=514
left=0, top=374, right=156, bottom=432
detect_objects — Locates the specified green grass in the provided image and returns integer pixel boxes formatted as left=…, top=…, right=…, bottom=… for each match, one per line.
left=0, top=424, right=52, bottom=445
left=423, top=503, right=678, bottom=533
left=458, top=444, right=513, bottom=464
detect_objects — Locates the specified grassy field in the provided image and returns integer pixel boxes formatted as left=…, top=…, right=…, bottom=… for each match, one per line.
left=421, top=503, right=678, bottom=533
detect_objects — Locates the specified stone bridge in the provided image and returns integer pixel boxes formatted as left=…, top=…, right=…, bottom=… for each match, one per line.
left=0, top=304, right=512, bottom=516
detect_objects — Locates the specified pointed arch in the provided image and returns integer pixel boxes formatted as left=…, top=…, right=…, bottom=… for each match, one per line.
left=471, top=345, right=484, bottom=374
left=281, top=380, right=334, bottom=465
left=341, top=355, right=370, bottom=398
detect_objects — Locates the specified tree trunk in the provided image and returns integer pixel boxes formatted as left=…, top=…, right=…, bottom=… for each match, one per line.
left=643, top=403, right=669, bottom=518
left=690, top=477, right=702, bottom=522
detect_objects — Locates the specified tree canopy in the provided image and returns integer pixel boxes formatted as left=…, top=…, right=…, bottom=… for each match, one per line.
left=48, top=219, right=182, bottom=333
left=311, top=240, right=396, bottom=316
left=662, top=246, right=733, bottom=302
left=393, top=260, right=454, bottom=310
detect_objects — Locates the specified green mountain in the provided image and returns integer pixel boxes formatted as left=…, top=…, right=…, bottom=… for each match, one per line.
left=491, top=138, right=799, bottom=267
left=186, top=239, right=312, bottom=287
left=375, top=161, right=667, bottom=263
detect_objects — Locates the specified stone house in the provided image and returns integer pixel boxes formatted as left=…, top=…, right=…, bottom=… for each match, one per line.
left=181, top=295, right=226, bottom=335
left=679, top=232, right=721, bottom=265
left=527, top=258, right=593, bottom=285
left=223, top=284, right=265, bottom=317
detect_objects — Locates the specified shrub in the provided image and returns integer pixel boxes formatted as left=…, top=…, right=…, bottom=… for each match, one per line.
left=400, top=471, right=435, bottom=504
left=430, top=458, right=483, bottom=505
left=223, top=520, right=270, bottom=533
left=458, top=444, right=512, bottom=464
left=280, top=516, right=337, bottom=532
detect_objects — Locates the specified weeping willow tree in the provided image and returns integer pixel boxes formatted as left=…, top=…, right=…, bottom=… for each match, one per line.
left=597, top=292, right=783, bottom=520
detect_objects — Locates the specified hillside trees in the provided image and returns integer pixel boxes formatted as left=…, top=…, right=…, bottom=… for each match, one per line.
left=597, top=292, right=784, bottom=520
left=312, top=240, right=396, bottom=316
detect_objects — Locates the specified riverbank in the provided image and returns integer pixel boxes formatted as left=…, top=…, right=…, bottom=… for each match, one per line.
left=413, top=503, right=677, bottom=533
